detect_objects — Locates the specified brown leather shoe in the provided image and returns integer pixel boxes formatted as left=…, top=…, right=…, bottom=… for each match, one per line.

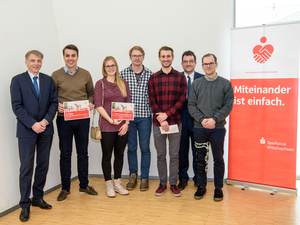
left=140, top=179, right=149, bottom=191
left=79, top=185, right=98, bottom=195
left=126, top=173, right=137, bottom=190
left=57, top=190, right=70, bottom=201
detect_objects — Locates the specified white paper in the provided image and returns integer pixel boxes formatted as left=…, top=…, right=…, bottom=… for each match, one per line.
left=159, top=124, right=179, bottom=134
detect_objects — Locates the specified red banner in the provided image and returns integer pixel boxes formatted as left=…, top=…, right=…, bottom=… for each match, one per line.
left=229, top=78, right=298, bottom=189
left=228, top=23, right=300, bottom=191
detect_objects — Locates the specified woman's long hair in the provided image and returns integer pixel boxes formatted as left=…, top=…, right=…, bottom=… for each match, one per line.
left=102, top=56, right=127, bottom=97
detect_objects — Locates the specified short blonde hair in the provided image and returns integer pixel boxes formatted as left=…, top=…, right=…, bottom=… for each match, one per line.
left=159, top=46, right=174, bottom=57
left=129, top=46, right=145, bottom=56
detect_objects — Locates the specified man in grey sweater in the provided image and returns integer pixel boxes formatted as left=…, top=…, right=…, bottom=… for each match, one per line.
left=188, top=53, right=234, bottom=201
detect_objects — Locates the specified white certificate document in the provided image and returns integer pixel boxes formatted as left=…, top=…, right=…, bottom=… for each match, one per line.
left=159, top=124, right=179, bottom=134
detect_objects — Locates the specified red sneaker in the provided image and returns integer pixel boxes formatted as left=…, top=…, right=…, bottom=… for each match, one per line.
left=155, top=184, right=167, bottom=196
left=170, top=185, right=181, bottom=197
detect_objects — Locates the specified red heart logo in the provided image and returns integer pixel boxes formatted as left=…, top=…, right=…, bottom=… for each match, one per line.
left=253, top=37, right=274, bottom=64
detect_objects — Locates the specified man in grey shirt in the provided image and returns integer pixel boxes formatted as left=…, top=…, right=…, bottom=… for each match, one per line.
left=188, top=53, right=234, bottom=201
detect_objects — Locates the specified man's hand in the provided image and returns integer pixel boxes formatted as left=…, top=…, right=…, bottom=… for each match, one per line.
left=202, top=118, right=215, bottom=129
left=88, top=103, right=94, bottom=110
left=156, top=112, right=168, bottom=124
left=161, top=121, right=169, bottom=132
left=118, top=123, right=129, bottom=136
left=40, top=119, right=48, bottom=127
left=31, top=122, right=46, bottom=133
left=58, top=103, right=64, bottom=113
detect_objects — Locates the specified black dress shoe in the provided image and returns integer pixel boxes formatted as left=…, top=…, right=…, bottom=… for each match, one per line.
left=32, top=198, right=52, bottom=209
left=177, top=181, right=188, bottom=190
left=19, top=208, right=30, bottom=222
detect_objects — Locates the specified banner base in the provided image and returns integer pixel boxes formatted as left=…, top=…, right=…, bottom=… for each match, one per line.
left=226, top=179, right=298, bottom=196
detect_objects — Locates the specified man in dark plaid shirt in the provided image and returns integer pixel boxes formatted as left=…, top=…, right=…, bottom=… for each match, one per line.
left=120, top=46, right=153, bottom=192
left=148, top=46, right=187, bottom=197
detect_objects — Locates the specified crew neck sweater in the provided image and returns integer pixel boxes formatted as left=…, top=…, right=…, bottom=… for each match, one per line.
left=188, top=76, right=234, bottom=128
left=51, top=67, right=94, bottom=117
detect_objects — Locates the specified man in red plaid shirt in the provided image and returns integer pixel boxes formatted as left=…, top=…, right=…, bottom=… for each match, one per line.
left=148, top=46, right=187, bottom=197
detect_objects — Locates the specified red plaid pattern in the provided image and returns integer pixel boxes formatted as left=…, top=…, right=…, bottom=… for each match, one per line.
left=148, top=68, right=187, bottom=126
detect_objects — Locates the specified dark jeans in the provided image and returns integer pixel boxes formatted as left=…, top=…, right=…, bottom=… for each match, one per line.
left=101, top=132, right=129, bottom=181
left=56, top=116, right=90, bottom=191
left=194, top=128, right=226, bottom=189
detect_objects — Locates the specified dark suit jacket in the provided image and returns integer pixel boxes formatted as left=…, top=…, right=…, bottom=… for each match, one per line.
left=10, top=71, right=58, bottom=138
left=181, top=71, right=204, bottom=132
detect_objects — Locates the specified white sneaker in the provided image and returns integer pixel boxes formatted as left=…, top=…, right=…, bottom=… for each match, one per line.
left=114, top=179, right=129, bottom=195
left=106, top=180, right=116, bottom=198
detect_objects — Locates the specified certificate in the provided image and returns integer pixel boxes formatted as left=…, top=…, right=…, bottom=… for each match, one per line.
left=159, top=124, right=179, bottom=134
left=63, top=100, right=90, bottom=121
left=111, top=102, right=134, bottom=121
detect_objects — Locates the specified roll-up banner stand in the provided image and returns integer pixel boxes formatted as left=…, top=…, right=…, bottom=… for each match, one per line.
left=228, top=22, right=300, bottom=195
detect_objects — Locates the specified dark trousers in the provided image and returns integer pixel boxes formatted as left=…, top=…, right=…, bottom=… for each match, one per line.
left=178, top=122, right=197, bottom=182
left=101, top=132, right=129, bottom=181
left=56, top=116, right=90, bottom=191
left=194, top=128, right=226, bottom=189
left=18, top=134, right=52, bottom=209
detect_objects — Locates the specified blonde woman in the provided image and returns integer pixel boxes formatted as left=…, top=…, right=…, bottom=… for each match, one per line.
left=94, top=56, right=131, bottom=197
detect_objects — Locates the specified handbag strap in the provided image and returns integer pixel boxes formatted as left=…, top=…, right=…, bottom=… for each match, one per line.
left=92, top=79, right=104, bottom=127
left=99, top=79, right=104, bottom=125
left=92, top=109, right=96, bottom=127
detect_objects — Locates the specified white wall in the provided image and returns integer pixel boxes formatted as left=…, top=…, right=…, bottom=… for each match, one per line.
left=0, top=0, right=234, bottom=213
left=0, top=0, right=63, bottom=213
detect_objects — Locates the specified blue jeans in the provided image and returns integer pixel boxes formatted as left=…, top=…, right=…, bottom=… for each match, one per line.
left=127, top=116, right=152, bottom=179
left=194, top=128, right=226, bottom=189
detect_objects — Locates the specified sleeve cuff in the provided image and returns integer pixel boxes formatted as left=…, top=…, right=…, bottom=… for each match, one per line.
left=43, top=119, right=49, bottom=125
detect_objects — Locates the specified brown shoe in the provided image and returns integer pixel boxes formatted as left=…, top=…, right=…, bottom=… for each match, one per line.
left=79, top=185, right=98, bottom=196
left=57, top=190, right=70, bottom=201
left=126, top=173, right=137, bottom=190
left=140, top=179, right=149, bottom=191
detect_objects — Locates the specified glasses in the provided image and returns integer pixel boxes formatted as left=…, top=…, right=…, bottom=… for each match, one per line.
left=105, top=65, right=116, bottom=69
left=202, top=62, right=215, bottom=67
left=131, top=55, right=144, bottom=59
left=182, top=60, right=195, bottom=64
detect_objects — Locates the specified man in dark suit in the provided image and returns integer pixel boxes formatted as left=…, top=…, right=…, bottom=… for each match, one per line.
left=178, top=50, right=204, bottom=190
left=10, top=50, right=58, bottom=222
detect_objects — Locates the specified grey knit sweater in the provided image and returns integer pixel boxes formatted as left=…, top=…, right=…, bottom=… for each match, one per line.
left=188, top=75, right=234, bottom=129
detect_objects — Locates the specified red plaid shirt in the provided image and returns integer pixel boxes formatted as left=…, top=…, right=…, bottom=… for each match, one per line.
left=148, top=68, right=187, bottom=126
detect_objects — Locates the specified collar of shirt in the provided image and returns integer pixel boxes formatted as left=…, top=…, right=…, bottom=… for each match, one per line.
left=130, top=64, right=144, bottom=75
left=184, top=71, right=194, bottom=82
left=27, top=70, right=39, bottom=86
left=205, top=72, right=218, bottom=81
left=158, top=67, right=175, bottom=75
left=63, top=65, right=78, bottom=75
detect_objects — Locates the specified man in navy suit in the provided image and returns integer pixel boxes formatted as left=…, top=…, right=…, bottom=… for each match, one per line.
left=177, top=50, right=204, bottom=190
left=10, top=50, right=58, bottom=222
